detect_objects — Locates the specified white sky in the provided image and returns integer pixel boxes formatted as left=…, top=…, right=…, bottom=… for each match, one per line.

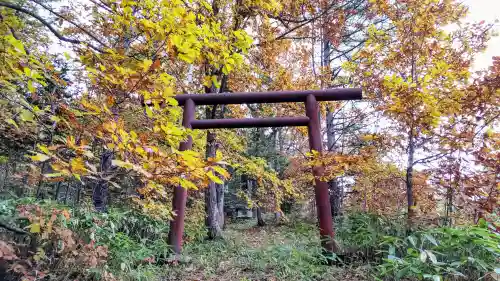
left=463, top=0, right=500, bottom=70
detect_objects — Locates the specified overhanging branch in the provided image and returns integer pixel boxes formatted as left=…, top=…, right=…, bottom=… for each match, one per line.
left=31, top=0, right=109, bottom=49
left=0, top=1, right=105, bottom=53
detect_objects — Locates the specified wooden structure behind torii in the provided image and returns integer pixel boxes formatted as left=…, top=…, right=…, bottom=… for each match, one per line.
left=168, top=88, right=362, bottom=254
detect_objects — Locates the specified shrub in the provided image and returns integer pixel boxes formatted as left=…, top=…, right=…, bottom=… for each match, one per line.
left=376, top=221, right=500, bottom=280
left=335, top=212, right=407, bottom=261
left=0, top=199, right=115, bottom=281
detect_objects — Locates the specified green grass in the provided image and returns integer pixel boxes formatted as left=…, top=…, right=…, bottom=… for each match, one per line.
left=162, top=219, right=370, bottom=281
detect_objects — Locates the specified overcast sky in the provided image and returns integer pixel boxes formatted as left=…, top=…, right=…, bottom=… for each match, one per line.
left=463, top=0, right=500, bottom=70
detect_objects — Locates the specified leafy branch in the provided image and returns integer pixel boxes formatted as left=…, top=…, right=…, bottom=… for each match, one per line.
left=0, top=1, right=106, bottom=52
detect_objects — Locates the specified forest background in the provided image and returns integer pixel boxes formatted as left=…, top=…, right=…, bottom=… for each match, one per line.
left=0, top=0, right=498, bottom=280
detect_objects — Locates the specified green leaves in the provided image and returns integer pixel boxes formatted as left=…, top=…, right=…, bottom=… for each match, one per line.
left=20, top=109, right=34, bottom=122
left=5, top=34, right=26, bottom=54
left=425, top=250, right=437, bottom=264
left=423, top=275, right=441, bottom=281
left=377, top=225, right=499, bottom=280
left=419, top=250, right=427, bottom=262
left=6, top=118, right=19, bottom=129
left=424, top=234, right=438, bottom=246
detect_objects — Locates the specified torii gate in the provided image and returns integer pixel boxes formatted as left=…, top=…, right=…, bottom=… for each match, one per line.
left=168, top=88, right=362, bottom=254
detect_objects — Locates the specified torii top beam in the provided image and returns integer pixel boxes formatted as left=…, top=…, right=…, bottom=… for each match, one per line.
left=174, top=88, right=362, bottom=106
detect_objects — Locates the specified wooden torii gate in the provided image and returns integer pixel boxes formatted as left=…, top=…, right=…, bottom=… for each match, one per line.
left=168, top=88, right=362, bottom=254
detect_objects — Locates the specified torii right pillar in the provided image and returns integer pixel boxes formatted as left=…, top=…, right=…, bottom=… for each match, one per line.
left=305, top=94, right=336, bottom=254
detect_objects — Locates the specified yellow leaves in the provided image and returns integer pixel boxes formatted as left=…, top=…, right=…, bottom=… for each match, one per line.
left=81, top=98, right=101, bottom=114
left=102, top=121, right=117, bottom=133
left=361, top=135, right=375, bottom=142
left=170, top=33, right=200, bottom=63
left=37, top=144, right=50, bottom=155
left=210, top=75, right=221, bottom=88
left=5, top=34, right=26, bottom=55
left=232, top=30, right=253, bottom=52
left=212, top=165, right=230, bottom=179
left=66, top=136, right=76, bottom=148
left=112, top=159, right=152, bottom=178
left=111, top=159, right=134, bottom=169
left=200, top=0, right=213, bottom=11
left=485, top=128, right=494, bottom=138
left=140, top=18, right=156, bottom=30
left=29, top=223, right=41, bottom=233
left=70, top=157, right=86, bottom=174
left=203, top=75, right=213, bottom=88
left=179, top=177, right=198, bottom=190
left=0, top=0, right=267, bottom=217
left=141, top=59, right=153, bottom=72
left=31, top=153, right=50, bottom=162
left=145, top=105, right=154, bottom=118
left=27, top=80, right=35, bottom=93
left=207, top=170, right=224, bottom=184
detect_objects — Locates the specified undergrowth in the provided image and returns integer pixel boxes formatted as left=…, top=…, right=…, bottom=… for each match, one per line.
left=1, top=199, right=498, bottom=281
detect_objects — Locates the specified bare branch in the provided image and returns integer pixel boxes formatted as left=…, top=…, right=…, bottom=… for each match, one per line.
left=0, top=1, right=105, bottom=53
left=0, top=221, right=30, bottom=235
left=30, top=0, right=109, bottom=49
left=413, top=152, right=449, bottom=165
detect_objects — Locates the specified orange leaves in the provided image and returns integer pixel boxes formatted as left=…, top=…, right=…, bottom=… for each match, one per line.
left=151, top=59, right=161, bottom=71
left=6, top=202, right=112, bottom=280
left=139, top=58, right=161, bottom=73
left=0, top=241, right=18, bottom=261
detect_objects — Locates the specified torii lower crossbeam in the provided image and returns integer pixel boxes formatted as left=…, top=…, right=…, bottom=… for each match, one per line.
left=168, top=88, right=362, bottom=255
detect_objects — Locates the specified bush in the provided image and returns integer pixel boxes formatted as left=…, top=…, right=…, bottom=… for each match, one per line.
left=376, top=221, right=500, bottom=280
left=335, top=212, right=407, bottom=261
left=0, top=198, right=115, bottom=281
left=0, top=198, right=176, bottom=281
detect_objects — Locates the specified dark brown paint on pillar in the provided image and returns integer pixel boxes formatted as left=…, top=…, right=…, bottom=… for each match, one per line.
left=168, top=98, right=195, bottom=254
left=305, top=94, right=336, bottom=254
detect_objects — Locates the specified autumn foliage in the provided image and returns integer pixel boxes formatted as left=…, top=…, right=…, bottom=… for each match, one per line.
left=0, top=0, right=498, bottom=280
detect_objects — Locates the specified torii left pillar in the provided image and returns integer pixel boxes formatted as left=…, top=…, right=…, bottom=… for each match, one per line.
left=167, top=98, right=195, bottom=254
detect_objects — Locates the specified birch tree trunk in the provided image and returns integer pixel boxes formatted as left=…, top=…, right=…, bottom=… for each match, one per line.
left=205, top=130, right=223, bottom=239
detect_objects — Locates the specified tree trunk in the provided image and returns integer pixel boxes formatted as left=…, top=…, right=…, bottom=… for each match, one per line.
left=445, top=184, right=453, bottom=226
left=75, top=183, right=82, bottom=205
left=256, top=206, right=265, bottom=226
left=64, top=183, right=70, bottom=203
left=326, top=107, right=343, bottom=219
left=329, top=180, right=343, bottom=217
left=406, top=132, right=415, bottom=229
left=216, top=181, right=225, bottom=229
left=93, top=150, right=113, bottom=212
left=53, top=182, right=61, bottom=201
left=35, top=161, right=46, bottom=199
left=205, top=131, right=223, bottom=239
left=274, top=210, right=281, bottom=222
